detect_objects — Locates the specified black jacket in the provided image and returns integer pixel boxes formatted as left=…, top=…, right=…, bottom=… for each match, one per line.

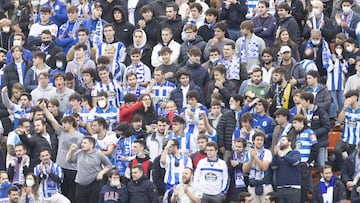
left=181, top=62, right=210, bottom=90
left=125, top=43, right=152, bottom=70
left=112, top=6, right=136, bottom=47
left=170, top=82, right=205, bottom=112
left=301, top=105, right=331, bottom=148
left=179, top=35, right=207, bottom=66
left=206, top=80, right=236, bottom=108
left=351, top=179, right=360, bottom=203
left=136, top=17, right=161, bottom=47
left=151, top=155, right=166, bottom=196
left=303, top=15, right=336, bottom=43
left=302, top=85, right=331, bottom=111
left=35, top=43, right=63, bottom=69
left=278, top=15, right=301, bottom=45
left=2, top=60, right=32, bottom=96
left=341, top=151, right=357, bottom=185
left=19, top=133, right=58, bottom=170
left=312, top=177, right=347, bottom=203
left=162, top=15, right=185, bottom=44
left=127, top=175, right=158, bottom=203
left=99, top=0, right=122, bottom=23
left=220, top=0, right=248, bottom=30
left=216, top=109, right=237, bottom=150
left=120, top=0, right=147, bottom=26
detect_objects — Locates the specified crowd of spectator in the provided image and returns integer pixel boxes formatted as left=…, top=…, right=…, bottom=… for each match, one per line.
left=0, top=0, right=360, bottom=202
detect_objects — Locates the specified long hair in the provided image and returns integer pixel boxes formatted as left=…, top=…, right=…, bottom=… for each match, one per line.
left=138, top=93, right=155, bottom=112
left=23, top=173, right=40, bottom=200
left=275, top=28, right=297, bottom=50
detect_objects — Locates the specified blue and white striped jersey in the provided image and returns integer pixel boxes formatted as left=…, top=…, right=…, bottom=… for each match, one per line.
left=295, top=128, right=317, bottom=163
left=342, top=107, right=360, bottom=145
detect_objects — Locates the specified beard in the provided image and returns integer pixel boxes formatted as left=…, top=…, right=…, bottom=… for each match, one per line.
left=280, top=143, right=289, bottom=150
left=182, top=178, right=191, bottom=184
left=276, top=78, right=283, bottom=85
left=263, top=60, right=272, bottom=65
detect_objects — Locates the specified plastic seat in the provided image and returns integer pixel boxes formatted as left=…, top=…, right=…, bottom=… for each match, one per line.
left=327, top=131, right=342, bottom=154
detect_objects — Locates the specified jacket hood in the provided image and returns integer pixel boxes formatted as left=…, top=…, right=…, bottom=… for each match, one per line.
left=133, top=29, right=147, bottom=48
left=55, top=52, right=67, bottom=66
left=112, top=5, right=127, bottom=22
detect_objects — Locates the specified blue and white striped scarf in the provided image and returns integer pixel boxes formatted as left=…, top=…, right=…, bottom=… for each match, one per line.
left=305, top=39, right=333, bottom=70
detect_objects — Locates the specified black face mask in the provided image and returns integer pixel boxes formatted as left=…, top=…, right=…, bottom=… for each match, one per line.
left=42, top=41, right=51, bottom=46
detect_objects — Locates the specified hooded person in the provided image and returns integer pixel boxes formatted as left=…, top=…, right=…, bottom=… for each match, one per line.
left=50, top=52, right=67, bottom=84
left=112, top=5, right=136, bottom=47
left=125, top=29, right=152, bottom=70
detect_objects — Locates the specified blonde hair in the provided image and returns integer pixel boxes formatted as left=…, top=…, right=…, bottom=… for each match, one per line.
left=0, top=19, right=11, bottom=28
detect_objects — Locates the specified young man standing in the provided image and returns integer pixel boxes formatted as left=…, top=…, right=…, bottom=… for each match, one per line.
left=50, top=73, right=75, bottom=114
left=203, top=22, right=234, bottom=60
left=194, top=142, right=229, bottom=202
left=66, top=137, right=112, bottom=203
left=243, top=132, right=273, bottom=202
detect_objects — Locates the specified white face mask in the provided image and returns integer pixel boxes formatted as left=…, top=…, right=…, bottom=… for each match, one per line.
left=13, top=40, right=21, bottom=46
left=346, top=46, right=353, bottom=53
left=31, top=1, right=39, bottom=6
left=342, top=6, right=351, bottom=14
left=335, top=48, right=343, bottom=55
left=98, top=100, right=107, bottom=109
left=26, top=179, right=34, bottom=187
left=311, top=39, right=320, bottom=45
left=312, top=8, right=321, bottom=16
left=56, top=61, right=63, bottom=69
left=230, top=104, right=237, bottom=111
left=210, top=58, right=219, bottom=64
left=2, top=27, right=10, bottom=33
left=110, top=180, right=119, bottom=187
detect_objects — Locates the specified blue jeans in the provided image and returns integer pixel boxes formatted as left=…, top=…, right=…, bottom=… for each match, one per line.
left=227, top=29, right=242, bottom=41
left=331, top=90, right=344, bottom=112
left=317, top=147, right=326, bottom=170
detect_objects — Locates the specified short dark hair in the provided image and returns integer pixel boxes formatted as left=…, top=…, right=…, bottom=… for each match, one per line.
left=78, top=28, right=89, bottom=35
left=293, top=114, right=307, bottom=125
left=240, top=112, right=253, bottom=124
left=224, top=41, right=235, bottom=50
left=64, top=72, right=75, bottom=81
left=265, top=192, right=279, bottom=202
left=172, top=116, right=185, bottom=124
left=61, top=116, right=77, bottom=128
left=20, top=92, right=31, bottom=101
left=53, top=73, right=65, bottom=81
left=83, top=136, right=96, bottom=147
left=176, top=69, right=191, bottom=80
left=209, top=48, right=220, bottom=55
left=124, top=93, right=138, bottom=103
left=186, top=90, right=199, bottom=101
left=69, top=93, right=82, bottom=102
left=342, top=0, right=354, bottom=5
left=74, top=43, right=87, bottom=51
left=321, top=164, right=333, bottom=173
left=130, top=48, right=141, bottom=56
left=197, top=134, right=209, bottom=141
left=258, top=0, right=270, bottom=7
left=205, top=8, right=219, bottom=18
left=213, top=65, right=227, bottom=75
left=8, top=186, right=19, bottom=195
left=214, top=22, right=227, bottom=32
left=300, top=91, right=314, bottom=104
left=234, top=138, right=247, bottom=148
left=97, top=56, right=110, bottom=65
left=166, top=2, right=179, bottom=12
left=159, top=46, right=172, bottom=55
left=277, top=2, right=291, bottom=12
left=40, top=6, right=52, bottom=13
left=272, top=67, right=286, bottom=75
left=140, top=4, right=153, bottom=14
left=82, top=68, right=96, bottom=79
left=33, top=51, right=46, bottom=61
left=187, top=46, right=201, bottom=56
left=206, top=141, right=218, bottom=150
left=252, top=131, right=266, bottom=142
left=344, top=89, right=359, bottom=99
left=132, top=163, right=145, bottom=173
left=19, top=118, right=30, bottom=127
left=262, top=47, right=273, bottom=57
left=41, top=29, right=52, bottom=36
left=274, top=108, right=290, bottom=120
left=307, top=70, right=320, bottom=80
left=189, top=2, right=202, bottom=12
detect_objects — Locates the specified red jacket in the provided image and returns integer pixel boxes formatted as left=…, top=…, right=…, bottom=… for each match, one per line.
left=119, top=102, right=143, bottom=123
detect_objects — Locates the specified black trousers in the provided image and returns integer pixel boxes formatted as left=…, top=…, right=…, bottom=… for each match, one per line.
left=75, top=180, right=100, bottom=203
left=61, top=168, right=77, bottom=203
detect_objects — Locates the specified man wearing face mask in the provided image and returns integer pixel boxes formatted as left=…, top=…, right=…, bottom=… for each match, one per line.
left=88, top=91, right=118, bottom=132
left=49, top=52, right=66, bottom=84
left=303, top=0, right=336, bottom=42
left=335, top=0, right=360, bottom=39
left=5, top=33, right=33, bottom=65
left=202, top=48, right=221, bottom=79
left=344, top=38, right=360, bottom=77
left=301, top=29, right=333, bottom=78
left=99, top=169, right=128, bottom=203
left=36, top=30, right=63, bottom=69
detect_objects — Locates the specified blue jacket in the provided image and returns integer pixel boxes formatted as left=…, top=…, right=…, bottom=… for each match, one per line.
left=220, top=0, right=248, bottom=30
left=252, top=113, right=275, bottom=148
left=99, top=183, right=128, bottom=203
left=271, top=150, right=301, bottom=186
left=5, top=48, right=33, bottom=64
left=24, top=66, right=51, bottom=92
left=41, top=0, right=68, bottom=27
left=170, top=82, right=205, bottom=112
left=252, top=14, right=277, bottom=47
